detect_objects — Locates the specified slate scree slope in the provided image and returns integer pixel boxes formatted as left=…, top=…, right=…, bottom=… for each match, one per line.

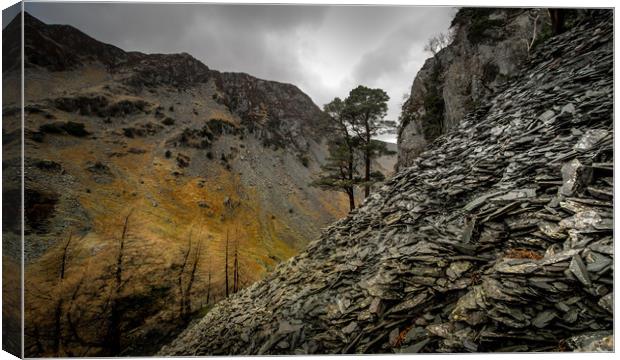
left=160, top=12, right=613, bottom=354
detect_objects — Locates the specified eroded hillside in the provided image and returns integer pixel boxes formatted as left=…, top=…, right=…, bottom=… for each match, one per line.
left=160, top=11, right=613, bottom=355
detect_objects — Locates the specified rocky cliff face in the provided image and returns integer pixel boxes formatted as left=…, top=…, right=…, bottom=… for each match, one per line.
left=161, top=12, right=613, bottom=355
left=397, top=8, right=578, bottom=168
left=3, top=13, right=355, bottom=356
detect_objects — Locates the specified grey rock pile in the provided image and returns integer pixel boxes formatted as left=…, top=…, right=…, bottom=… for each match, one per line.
left=160, top=13, right=613, bottom=355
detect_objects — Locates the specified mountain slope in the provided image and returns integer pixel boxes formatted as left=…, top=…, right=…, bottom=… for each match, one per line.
left=160, top=12, right=613, bottom=355
left=3, top=13, right=357, bottom=356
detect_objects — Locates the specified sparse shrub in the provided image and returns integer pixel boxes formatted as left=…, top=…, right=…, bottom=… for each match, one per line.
left=34, top=160, right=62, bottom=172
left=107, top=99, right=150, bottom=117
left=162, top=117, right=175, bottom=126
left=62, top=121, right=89, bottom=137
left=31, top=131, right=44, bottom=142
left=464, top=10, right=506, bottom=44
left=169, top=105, right=174, bottom=112
left=128, top=148, right=146, bottom=154
left=39, top=123, right=64, bottom=134
left=482, top=62, right=500, bottom=84
left=176, top=153, right=190, bottom=168
left=207, top=118, right=238, bottom=136
left=25, top=105, right=44, bottom=114
left=165, top=150, right=172, bottom=158
left=123, top=128, right=137, bottom=138
left=87, top=161, right=111, bottom=174
left=530, top=20, right=553, bottom=50
left=420, top=64, right=445, bottom=141
left=39, top=121, right=90, bottom=137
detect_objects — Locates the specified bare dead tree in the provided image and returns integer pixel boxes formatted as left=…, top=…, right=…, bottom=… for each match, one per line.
left=104, top=210, right=133, bottom=355
left=59, top=231, right=73, bottom=280
left=225, top=229, right=230, bottom=298
left=233, top=231, right=239, bottom=294
left=206, top=268, right=212, bottom=305
left=424, top=30, right=454, bottom=57
left=52, top=230, right=74, bottom=356
left=31, top=210, right=161, bottom=357
left=177, top=230, right=193, bottom=318
left=521, top=9, right=545, bottom=58
left=60, top=279, right=84, bottom=357
left=182, top=238, right=202, bottom=319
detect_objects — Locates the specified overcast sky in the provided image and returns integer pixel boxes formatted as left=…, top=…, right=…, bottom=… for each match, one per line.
left=22, top=2, right=456, bottom=142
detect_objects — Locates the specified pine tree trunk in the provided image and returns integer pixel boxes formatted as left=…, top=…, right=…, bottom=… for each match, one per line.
left=364, top=148, right=371, bottom=198
left=364, top=119, right=371, bottom=198
left=347, top=148, right=356, bottom=211
left=347, top=187, right=355, bottom=211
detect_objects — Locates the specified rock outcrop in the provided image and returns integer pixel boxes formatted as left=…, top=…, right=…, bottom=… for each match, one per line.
left=397, top=8, right=601, bottom=168
left=161, top=12, right=613, bottom=355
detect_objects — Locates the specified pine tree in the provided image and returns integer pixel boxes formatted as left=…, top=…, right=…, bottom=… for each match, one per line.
left=311, top=138, right=360, bottom=211
left=344, top=86, right=392, bottom=198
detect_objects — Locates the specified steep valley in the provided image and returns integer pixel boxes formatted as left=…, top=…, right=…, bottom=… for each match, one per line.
left=1, top=13, right=399, bottom=356
left=161, top=9, right=613, bottom=355
left=1, top=7, right=612, bottom=357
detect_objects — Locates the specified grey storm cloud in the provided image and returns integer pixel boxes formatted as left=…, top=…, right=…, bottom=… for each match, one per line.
left=24, top=2, right=456, bottom=142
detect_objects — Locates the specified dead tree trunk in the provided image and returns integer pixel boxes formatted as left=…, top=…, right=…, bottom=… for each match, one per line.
left=178, top=230, right=192, bottom=318
left=233, top=234, right=239, bottom=294
left=59, top=231, right=72, bottom=280
left=225, top=230, right=229, bottom=298
left=52, top=231, right=73, bottom=356
left=363, top=113, right=372, bottom=198
left=182, top=239, right=201, bottom=319
left=206, top=269, right=211, bottom=305
left=106, top=211, right=132, bottom=355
